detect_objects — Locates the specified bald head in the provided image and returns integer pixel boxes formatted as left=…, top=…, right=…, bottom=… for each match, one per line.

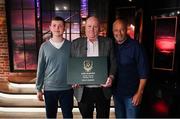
left=85, top=16, right=100, bottom=41
left=86, top=16, right=99, bottom=25
left=113, top=19, right=127, bottom=31
left=113, top=19, right=128, bottom=44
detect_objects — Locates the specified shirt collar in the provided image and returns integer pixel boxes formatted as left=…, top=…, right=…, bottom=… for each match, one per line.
left=87, top=38, right=98, bottom=44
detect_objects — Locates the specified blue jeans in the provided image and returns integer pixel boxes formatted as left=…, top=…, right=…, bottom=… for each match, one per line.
left=113, top=95, right=140, bottom=118
left=44, top=89, right=73, bottom=119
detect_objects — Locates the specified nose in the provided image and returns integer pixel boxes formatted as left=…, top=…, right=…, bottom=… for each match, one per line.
left=119, top=29, right=125, bottom=35
left=89, top=27, right=94, bottom=31
left=116, top=30, right=122, bottom=35
left=89, top=26, right=97, bottom=31
left=56, top=26, right=60, bottom=30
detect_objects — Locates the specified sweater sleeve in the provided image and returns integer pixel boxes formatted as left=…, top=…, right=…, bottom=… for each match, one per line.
left=36, top=44, right=46, bottom=91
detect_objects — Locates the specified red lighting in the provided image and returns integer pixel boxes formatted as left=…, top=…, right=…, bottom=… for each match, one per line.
left=155, top=36, right=175, bottom=54
left=127, top=24, right=135, bottom=39
left=153, top=100, right=169, bottom=114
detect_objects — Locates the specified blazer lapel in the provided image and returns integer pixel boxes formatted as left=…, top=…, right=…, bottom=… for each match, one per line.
left=81, top=38, right=87, bottom=57
left=98, top=37, right=103, bottom=56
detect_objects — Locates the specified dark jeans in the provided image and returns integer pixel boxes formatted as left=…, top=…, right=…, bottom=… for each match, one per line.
left=113, top=95, right=140, bottom=118
left=44, top=89, right=73, bottom=119
left=78, top=87, right=110, bottom=119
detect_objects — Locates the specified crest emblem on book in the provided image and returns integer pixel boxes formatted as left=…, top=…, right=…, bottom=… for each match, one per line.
left=83, top=60, right=93, bottom=72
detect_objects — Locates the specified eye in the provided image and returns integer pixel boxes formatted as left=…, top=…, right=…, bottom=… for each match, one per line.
left=114, top=29, right=118, bottom=32
left=121, top=29, right=126, bottom=32
left=58, top=25, right=63, bottom=28
left=94, top=26, right=98, bottom=29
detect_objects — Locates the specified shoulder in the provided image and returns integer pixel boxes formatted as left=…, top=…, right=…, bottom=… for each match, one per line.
left=38, top=41, right=50, bottom=54
left=98, top=36, right=113, bottom=43
left=62, top=40, right=71, bottom=50
left=40, top=40, right=50, bottom=48
left=72, top=37, right=86, bottom=43
left=98, top=36, right=112, bottom=41
left=127, top=38, right=140, bottom=46
left=71, top=37, right=86, bottom=46
left=64, top=39, right=71, bottom=45
left=127, top=39, right=144, bottom=53
left=64, top=39, right=70, bottom=43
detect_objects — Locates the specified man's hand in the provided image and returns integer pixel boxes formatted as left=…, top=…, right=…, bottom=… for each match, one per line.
left=132, top=92, right=143, bottom=106
left=101, top=76, right=113, bottom=88
left=37, top=91, right=44, bottom=101
left=72, top=84, right=80, bottom=88
left=132, top=79, right=146, bottom=106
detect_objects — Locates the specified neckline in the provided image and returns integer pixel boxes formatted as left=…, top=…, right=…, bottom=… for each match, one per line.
left=48, top=40, right=66, bottom=50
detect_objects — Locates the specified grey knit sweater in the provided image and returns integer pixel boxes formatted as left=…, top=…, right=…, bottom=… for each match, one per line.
left=36, top=40, right=71, bottom=91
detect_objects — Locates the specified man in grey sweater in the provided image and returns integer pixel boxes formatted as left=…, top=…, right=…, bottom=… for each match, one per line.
left=36, top=16, right=73, bottom=118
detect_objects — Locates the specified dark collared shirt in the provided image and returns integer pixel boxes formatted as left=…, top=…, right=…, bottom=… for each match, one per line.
left=114, top=38, right=148, bottom=97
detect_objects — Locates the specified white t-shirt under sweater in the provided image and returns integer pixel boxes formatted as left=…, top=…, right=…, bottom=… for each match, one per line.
left=49, top=38, right=65, bottom=49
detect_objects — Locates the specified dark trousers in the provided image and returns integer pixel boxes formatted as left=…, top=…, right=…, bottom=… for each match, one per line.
left=78, top=87, right=110, bottom=119
left=44, top=89, right=73, bottom=119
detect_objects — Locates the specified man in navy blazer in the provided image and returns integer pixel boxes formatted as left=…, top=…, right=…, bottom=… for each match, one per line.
left=71, top=16, right=116, bottom=118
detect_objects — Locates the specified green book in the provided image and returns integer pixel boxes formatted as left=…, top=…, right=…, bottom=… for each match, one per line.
left=67, top=57, right=107, bottom=84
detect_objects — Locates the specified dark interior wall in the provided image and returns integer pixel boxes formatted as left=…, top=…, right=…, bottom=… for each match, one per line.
left=88, top=0, right=109, bottom=21
left=151, top=0, right=180, bottom=9
left=107, top=0, right=136, bottom=37
left=108, top=0, right=180, bottom=117
left=139, top=0, right=180, bottom=117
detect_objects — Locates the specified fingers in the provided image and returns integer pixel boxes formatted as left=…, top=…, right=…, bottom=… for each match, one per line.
left=132, top=95, right=142, bottom=106
left=37, top=91, right=44, bottom=101
left=101, top=77, right=112, bottom=88
left=38, top=95, right=44, bottom=101
left=72, top=84, right=80, bottom=88
left=132, top=99, right=138, bottom=106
